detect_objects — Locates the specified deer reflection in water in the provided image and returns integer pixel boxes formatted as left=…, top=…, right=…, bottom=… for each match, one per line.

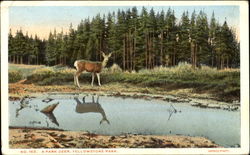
left=74, top=95, right=110, bottom=124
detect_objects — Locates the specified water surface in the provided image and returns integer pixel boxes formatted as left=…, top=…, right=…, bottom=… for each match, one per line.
left=9, top=94, right=240, bottom=147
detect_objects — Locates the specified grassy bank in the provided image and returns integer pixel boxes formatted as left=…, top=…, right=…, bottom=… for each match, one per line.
left=9, top=63, right=240, bottom=102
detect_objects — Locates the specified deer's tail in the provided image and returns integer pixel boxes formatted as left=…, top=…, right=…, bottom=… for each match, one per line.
left=74, top=61, right=78, bottom=70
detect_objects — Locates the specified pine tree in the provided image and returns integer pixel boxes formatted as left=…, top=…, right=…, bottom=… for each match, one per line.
left=209, top=11, right=216, bottom=67
left=165, top=9, right=178, bottom=66
left=179, top=11, right=190, bottom=63
left=157, top=10, right=165, bottom=66
left=8, top=29, right=15, bottom=63
left=8, top=7, right=240, bottom=70
left=45, top=31, right=56, bottom=65
left=190, top=10, right=198, bottom=68
left=196, top=10, right=209, bottom=66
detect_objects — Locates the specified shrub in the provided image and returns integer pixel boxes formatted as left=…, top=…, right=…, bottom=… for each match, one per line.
left=26, top=68, right=54, bottom=83
left=102, top=63, right=123, bottom=73
left=9, top=70, right=23, bottom=83
left=110, top=64, right=123, bottom=73
left=32, top=67, right=54, bottom=74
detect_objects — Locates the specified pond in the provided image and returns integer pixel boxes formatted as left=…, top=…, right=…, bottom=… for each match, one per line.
left=9, top=94, right=240, bottom=148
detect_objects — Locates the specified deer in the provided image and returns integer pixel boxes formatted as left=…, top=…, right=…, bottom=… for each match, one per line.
left=74, top=96, right=110, bottom=124
left=74, top=51, right=112, bottom=88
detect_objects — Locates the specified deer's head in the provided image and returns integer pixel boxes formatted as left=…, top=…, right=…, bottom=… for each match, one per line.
left=101, top=51, right=112, bottom=67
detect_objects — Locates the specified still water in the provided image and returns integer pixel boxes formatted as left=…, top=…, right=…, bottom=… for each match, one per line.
left=9, top=94, right=240, bottom=147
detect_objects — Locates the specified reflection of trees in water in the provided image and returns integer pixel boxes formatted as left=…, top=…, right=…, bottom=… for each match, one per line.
left=15, top=96, right=32, bottom=117
left=29, top=121, right=41, bottom=126
left=167, top=104, right=182, bottom=121
left=42, top=96, right=54, bottom=103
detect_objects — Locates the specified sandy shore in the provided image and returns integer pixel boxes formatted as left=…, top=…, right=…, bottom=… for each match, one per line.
left=9, top=128, right=220, bottom=148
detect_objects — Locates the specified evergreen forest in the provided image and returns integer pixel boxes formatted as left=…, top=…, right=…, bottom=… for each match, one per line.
left=8, top=7, right=240, bottom=71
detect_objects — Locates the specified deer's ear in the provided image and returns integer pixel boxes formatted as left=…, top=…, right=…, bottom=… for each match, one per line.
left=108, top=52, right=112, bottom=57
left=101, top=51, right=105, bottom=57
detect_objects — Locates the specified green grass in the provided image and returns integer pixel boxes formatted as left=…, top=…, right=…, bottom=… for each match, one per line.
left=9, top=64, right=46, bottom=77
left=9, top=63, right=240, bottom=101
left=9, top=70, right=23, bottom=83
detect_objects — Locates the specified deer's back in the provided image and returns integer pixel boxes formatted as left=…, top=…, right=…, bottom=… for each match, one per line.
left=75, top=103, right=102, bottom=113
left=76, top=60, right=102, bottom=73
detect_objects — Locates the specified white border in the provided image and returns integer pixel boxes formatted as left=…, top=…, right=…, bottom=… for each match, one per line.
left=1, top=1, right=249, bottom=154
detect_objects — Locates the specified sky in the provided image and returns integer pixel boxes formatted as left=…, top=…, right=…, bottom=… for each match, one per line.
left=9, top=6, right=240, bottom=40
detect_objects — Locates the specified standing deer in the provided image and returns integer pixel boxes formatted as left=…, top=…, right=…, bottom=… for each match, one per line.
left=74, top=51, right=112, bottom=88
left=74, top=96, right=110, bottom=124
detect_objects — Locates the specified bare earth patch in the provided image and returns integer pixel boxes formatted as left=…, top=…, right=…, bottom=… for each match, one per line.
left=9, top=128, right=220, bottom=148
left=9, top=82, right=216, bottom=101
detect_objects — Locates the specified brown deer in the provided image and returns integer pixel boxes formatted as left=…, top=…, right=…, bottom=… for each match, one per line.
left=74, top=51, right=112, bottom=87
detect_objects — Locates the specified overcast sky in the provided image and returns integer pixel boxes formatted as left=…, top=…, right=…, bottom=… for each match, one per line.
left=9, top=6, right=239, bottom=39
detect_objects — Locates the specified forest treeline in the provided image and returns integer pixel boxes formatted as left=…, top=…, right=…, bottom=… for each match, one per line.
left=8, top=7, right=240, bottom=70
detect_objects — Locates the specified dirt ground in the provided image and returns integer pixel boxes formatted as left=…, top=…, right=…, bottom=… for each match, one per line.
left=9, top=128, right=220, bottom=148
left=9, top=82, right=215, bottom=101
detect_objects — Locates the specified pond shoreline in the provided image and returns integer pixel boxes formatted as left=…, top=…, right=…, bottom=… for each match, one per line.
left=8, top=83, right=239, bottom=148
left=9, top=83, right=240, bottom=111
left=9, top=127, right=220, bottom=148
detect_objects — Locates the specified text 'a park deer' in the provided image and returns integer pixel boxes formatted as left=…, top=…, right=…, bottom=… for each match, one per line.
left=74, top=51, right=112, bottom=88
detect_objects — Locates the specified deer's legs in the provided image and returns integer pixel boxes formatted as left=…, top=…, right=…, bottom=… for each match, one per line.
left=96, top=96, right=99, bottom=103
left=75, top=72, right=81, bottom=88
left=73, top=73, right=76, bottom=85
left=91, top=73, right=95, bottom=86
left=96, top=73, right=101, bottom=86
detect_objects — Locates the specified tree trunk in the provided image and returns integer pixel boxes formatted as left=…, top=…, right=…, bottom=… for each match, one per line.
left=12, top=55, right=16, bottom=63
left=133, top=31, right=136, bottom=70
left=130, top=30, right=133, bottom=72
left=191, top=42, right=194, bottom=69
left=16, top=56, right=19, bottom=64
left=99, top=33, right=102, bottom=61
left=160, top=30, right=163, bottom=66
left=152, top=31, right=155, bottom=68
left=211, top=50, right=214, bottom=67
left=20, top=56, right=23, bottom=64
left=195, top=44, right=198, bottom=68
left=173, top=43, right=176, bottom=66
left=127, top=32, right=130, bottom=71
left=145, top=33, right=148, bottom=69
left=126, top=33, right=129, bottom=71
left=220, top=56, right=224, bottom=70
left=216, top=55, right=220, bottom=69
left=148, top=32, right=152, bottom=69
left=28, top=56, right=30, bottom=65
left=123, top=36, right=126, bottom=70
left=148, top=32, right=151, bottom=69
left=226, top=56, right=229, bottom=68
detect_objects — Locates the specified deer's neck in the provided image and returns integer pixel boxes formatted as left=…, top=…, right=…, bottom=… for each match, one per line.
left=100, top=109, right=107, bottom=119
left=102, top=60, right=108, bottom=68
